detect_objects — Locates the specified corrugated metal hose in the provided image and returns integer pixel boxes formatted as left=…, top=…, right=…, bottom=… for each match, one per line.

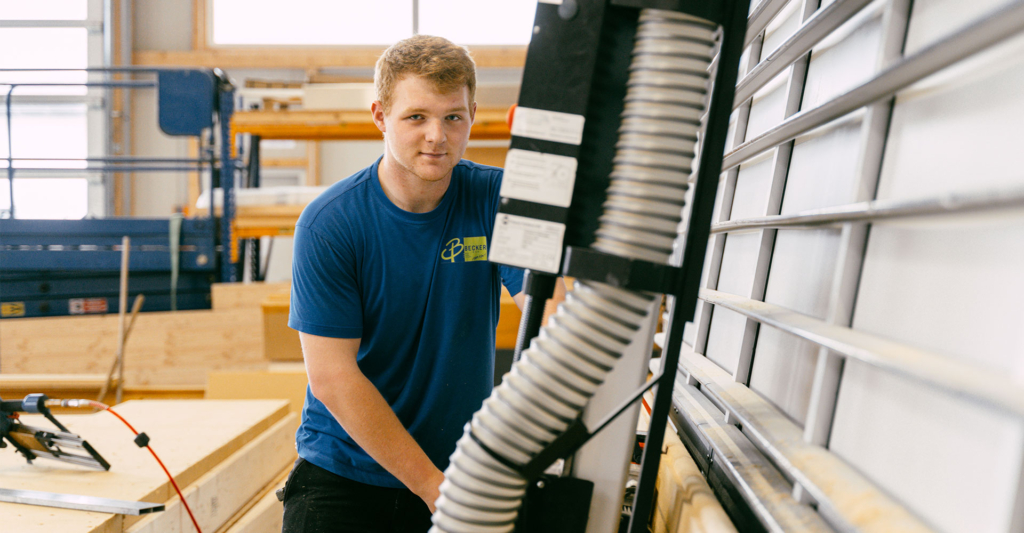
left=430, top=10, right=717, bottom=532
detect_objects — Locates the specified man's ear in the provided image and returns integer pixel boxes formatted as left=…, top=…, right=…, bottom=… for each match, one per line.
left=371, top=100, right=386, bottom=133
left=470, top=101, right=477, bottom=124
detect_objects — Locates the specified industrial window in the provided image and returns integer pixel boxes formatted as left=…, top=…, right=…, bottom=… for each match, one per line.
left=674, top=0, right=1024, bottom=531
left=210, top=0, right=539, bottom=46
left=0, top=0, right=98, bottom=219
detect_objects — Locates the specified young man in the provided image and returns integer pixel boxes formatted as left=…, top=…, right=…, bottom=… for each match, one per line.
left=281, top=35, right=526, bottom=533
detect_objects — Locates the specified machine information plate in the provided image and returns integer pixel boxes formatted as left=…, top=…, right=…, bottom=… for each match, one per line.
left=489, top=214, right=565, bottom=274
left=500, top=149, right=578, bottom=208
left=511, top=107, right=586, bottom=145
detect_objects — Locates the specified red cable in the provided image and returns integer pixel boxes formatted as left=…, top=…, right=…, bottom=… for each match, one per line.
left=641, top=396, right=652, bottom=416
left=89, top=401, right=203, bottom=533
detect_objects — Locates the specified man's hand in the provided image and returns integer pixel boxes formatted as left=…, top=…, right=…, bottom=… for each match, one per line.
left=413, top=468, right=446, bottom=513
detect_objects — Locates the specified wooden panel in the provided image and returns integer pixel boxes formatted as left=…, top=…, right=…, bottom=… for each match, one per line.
left=653, top=425, right=738, bottom=533
left=206, top=369, right=309, bottom=414
left=463, top=146, right=509, bottom=168
left=0, top=308, right=268, bottom=387
left=0, top=399, right=289, bottom=533
left=223, top=478, right=287, bottom=533
left=212, top=282, right=291, bottom=310
left=0, top=374, right=204, bottom=407
left=133, top=47, right=527, bottom=69
left=262, top=293, right=302, bottom=362
left=231, top=109, right=510, bottom=141
left=496, top=286, right=522, bottom=350
left=127, top=414, right=298, bottom=533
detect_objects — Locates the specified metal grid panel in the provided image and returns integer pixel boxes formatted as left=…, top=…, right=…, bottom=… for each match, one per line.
left=673, top=0, right=1024, bottom=530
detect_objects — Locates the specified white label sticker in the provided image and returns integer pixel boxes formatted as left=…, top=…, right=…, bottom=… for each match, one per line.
left=500, top=149, right=578, bottom=208
left=489, top=214, right=565, bottom=274
left=511, top=107, right=586, bottom=146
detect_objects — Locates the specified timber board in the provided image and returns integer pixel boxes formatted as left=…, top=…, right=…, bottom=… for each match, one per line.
left=0, top=399, right=289, bottom=533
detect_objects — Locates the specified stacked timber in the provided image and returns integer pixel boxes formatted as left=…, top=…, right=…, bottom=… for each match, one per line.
left=0, top=282, right=290, bottom=388
left=0, top=399, right=296, bottom=533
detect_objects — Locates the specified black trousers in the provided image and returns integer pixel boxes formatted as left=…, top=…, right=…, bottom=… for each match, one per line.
left=281, top=458, right=434, bottom=533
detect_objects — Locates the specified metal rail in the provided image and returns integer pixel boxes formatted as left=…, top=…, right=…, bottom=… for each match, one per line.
left=723, top=0, right=1024, bottom=169
left=745, top=0, right=791, bottom=47
left=735, top=0, right=875, bottom=107
left=699, top=289, right=1024, bottom=419
left=677, top=350, right=936, bottom=533
left=710, top=185, right=1024, bottom=233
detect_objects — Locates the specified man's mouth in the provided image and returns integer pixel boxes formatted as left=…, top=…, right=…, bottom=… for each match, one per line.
left=421, top=152, right=446, bottom=158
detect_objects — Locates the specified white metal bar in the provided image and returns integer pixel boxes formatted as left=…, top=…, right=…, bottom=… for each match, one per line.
left=710, top=185, right=1024, bottom=233
left=734, top=0, right=875, bottom=107
left=732, top=0, right=817, bottom=386
left=800, top=0, right=912, bottom=454
left=700, top=288, right=1024, bottom=420
left=746, top=0, right=792, bottom=47
left=0, top=20, right=102, bottom=30
left=723, top=0, right=1024, bottom=169
left=694, top=33, right=765, bottom=355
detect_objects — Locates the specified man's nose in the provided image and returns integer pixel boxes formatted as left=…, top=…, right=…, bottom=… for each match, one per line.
left=425, top=119, right=446, bottom=144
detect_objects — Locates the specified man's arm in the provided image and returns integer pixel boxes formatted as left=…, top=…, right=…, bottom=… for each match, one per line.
left=300, top=332, right=445, bottom=512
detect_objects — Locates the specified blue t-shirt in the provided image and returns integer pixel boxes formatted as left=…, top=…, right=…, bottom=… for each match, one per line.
left=288, top=157, right=524, bottom=488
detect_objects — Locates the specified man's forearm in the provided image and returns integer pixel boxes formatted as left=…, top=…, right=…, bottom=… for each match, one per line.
left=314, top=370, right=443, bottom=503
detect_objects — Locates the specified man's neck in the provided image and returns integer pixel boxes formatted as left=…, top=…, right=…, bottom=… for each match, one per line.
left=377, top=154, right=452, bottom=214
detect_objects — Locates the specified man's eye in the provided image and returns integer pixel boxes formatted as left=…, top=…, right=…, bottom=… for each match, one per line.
left=447, top=115, right=463, bottom=121
left=408, top=114, right=424, bottom=120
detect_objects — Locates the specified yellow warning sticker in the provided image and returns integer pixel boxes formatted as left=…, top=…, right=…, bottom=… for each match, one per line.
left=1, top=302, right=26, bottom=317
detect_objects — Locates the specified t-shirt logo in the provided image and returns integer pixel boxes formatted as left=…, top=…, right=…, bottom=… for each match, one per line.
left=442, top=237, right=487, bottom=263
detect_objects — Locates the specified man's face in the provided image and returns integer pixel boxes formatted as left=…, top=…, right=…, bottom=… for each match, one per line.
left=372, top=75, right=475, bottom=184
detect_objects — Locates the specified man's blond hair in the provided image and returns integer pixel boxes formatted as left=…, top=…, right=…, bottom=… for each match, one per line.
left=375, top=35, right=477, bottom=113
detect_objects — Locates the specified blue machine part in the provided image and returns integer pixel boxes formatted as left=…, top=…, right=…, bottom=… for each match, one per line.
left=0, top=218, right=216, bottom=272
left=157, top=69, right=216, bottom=136
left=0, top=218, right=217, bottom=318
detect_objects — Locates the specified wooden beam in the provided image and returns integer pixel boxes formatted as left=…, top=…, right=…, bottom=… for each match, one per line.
left=231, top=108, right=510, bottom=141
left=653, top=422, right=738, bottom=533
left=305, top=141, right=320, bottom=186
left=127, top=414, right=298, bottom=533
left=262, top=157, right=307, bottom=168
left=222, top=475, right=288, bottom=533
left=1, top=399, right=290, bottom=533
left=193, top=0, right=208, bottom=50
left=0, top=308, right=268, bottom=386
left=219, top=469, right=289, bottom=533
left=211, top=281, right=290, bottom=310
left=133, top=46, right=527, bottom=69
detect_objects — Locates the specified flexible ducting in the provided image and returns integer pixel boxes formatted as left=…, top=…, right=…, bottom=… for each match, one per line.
left=430, top=10, right=717, bottom=533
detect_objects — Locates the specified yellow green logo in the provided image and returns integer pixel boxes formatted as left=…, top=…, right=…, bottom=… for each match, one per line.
left=441, top=237, right=487, bottom=263
left=464, top=237, right=487, bottom=262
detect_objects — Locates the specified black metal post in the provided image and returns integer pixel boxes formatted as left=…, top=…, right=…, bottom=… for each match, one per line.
left=512, top=270, right=558, bottom=363
left=626, top=0, right=750, bottom=530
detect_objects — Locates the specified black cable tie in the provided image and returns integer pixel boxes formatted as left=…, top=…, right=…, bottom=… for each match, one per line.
left=134, top=432, right=150, bottom=448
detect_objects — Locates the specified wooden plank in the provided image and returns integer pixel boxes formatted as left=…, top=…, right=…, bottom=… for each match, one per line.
left=231, top=108, right=510, bottom=141
left=261, top=293, right=302, bottom=362
left=306, top=141, right=320, bottom=186
left=653, top=424, right=738, bottom=533
left=0, top=308, right=267, bottom=387
left=211, top=282, right=290, bottom=310
left=0, top=399, right=289, bottom=533
left=206, top=369, right=308, bottom=414
left=133, top=47, right=527, bottom=69
left=222, top=476, right=288, bottom=533
left=463, top=145, right=509, bottom=168
left=127, top=413, right=298, bottom=533
left=0, top=374, right=204, bottom=408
